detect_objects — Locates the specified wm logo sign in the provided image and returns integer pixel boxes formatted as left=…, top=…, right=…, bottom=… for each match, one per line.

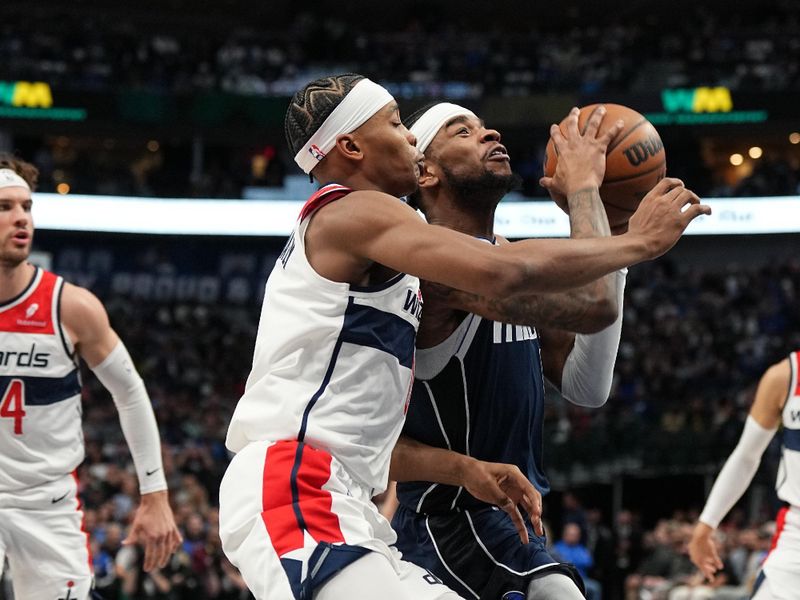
left=661, top=87, right=733, bottom=113
left=0, top=81, right=53, bottom=108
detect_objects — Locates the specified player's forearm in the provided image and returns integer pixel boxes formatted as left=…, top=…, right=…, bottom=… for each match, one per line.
left=390, top=435, right=472, bottom=486
left=500, top=233, right=647, bottom=296
left=92, top=342, right=167, bottom=494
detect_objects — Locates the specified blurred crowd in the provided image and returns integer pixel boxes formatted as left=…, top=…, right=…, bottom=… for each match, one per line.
left=545, top=494, right=777, bottom=600
left=2, top=4, right=799, bottom=96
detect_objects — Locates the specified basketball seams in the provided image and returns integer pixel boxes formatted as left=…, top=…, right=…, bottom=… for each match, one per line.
left=602, top=160, right=666, bottom=184
left=606, top=117, right=648, bottom=153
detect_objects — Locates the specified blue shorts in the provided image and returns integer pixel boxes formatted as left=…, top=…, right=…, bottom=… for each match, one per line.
left=392, top=503, right=583, bottom=600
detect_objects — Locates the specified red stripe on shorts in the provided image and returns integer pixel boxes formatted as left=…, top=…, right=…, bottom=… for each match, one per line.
left=793, top=352, right=800, bottom=397
left=766, top=506, right=789, bottom=559
left=294, top=445, right=345, bottom=545
left=71, top=470, right=93, bottom=572
left=261, top=441, right=305, bottom=556
left=261, top=441, right=345, bottom=557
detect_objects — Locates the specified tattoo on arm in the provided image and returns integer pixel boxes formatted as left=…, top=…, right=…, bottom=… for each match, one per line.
left=567, top=186, right=611, bottom=239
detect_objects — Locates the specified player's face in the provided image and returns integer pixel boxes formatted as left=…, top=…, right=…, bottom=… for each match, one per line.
left=351, top=103, right=423, bottom=198
left=429, top=114, right=511, bottom=180
left=0, top=188, right=33, bottom=267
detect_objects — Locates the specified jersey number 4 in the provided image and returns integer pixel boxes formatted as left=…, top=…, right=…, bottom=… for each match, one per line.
left=1, top=379, right=26, bottom=434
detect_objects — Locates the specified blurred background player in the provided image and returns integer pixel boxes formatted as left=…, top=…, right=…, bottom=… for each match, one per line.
left=218, top=74, right=708, bottom=600
left=688, top=352, right=800, bottom=600
left=387, top=103, right=699, bottom=600
left=0, top=155, right=182, bottom=600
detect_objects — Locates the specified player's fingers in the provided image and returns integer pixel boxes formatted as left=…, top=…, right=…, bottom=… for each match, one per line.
left=674, top=188, right=701, bottom=207
left=681, top=203, right=712, bottom=223
left=582, top=105, right=607, bottom=138
left=501, top=498, right=529, bottom=545
left=598, top=119, right=624, bottom=148
left=710, top=546, right=724, bottom=570
left=549, top=123, right=567, bottom=152
left=650, top=177, right=684, bottom=197
left=562, top=107, right=581, bottom=138
left=171, top=528, right=184, bottom=552
left=153, top=535, right=169, bottom=571
left=524, top=494, right=544, bottom=537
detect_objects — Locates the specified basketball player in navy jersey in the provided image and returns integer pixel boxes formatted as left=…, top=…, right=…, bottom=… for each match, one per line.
left=219, top=73, right=709, bottom=600
left=688, top=352, right=800, bottom=599
left=387, top=103, right=699, bottom=600
left=0, top=155, right=181, bottom=600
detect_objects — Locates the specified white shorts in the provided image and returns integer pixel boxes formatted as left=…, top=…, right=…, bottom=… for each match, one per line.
left=0, top=472, right=93, bottom=600
left=754, top=505, right=800, bottom=600
left=219, top=439, right=464, bottom=600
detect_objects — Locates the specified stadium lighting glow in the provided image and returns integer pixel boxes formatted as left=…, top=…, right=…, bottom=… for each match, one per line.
left=730, top=153, right=744, bottom=166
left=748, top=146, right=763, bottom=159
left=790, top=132, right=800, bottom=144
left=56, top=183, right=70, bottom=195
left=30, top=194, right=800, bottom=237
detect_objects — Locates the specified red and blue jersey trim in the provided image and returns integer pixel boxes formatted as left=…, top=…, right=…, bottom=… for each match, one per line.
left=298, top=184, right=352, bottom=222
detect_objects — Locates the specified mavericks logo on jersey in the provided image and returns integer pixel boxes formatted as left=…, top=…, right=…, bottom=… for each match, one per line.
left=0, top=343, right=50, bottom=368
left=493, top=322, right=537, bottom=344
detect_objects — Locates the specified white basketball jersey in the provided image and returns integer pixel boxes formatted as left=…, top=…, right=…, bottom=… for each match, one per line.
left=0, top=267, right=83, bottom=492
left=777, top=351, right=800, bottom=506
left=226, top=184, right=421, bottom=493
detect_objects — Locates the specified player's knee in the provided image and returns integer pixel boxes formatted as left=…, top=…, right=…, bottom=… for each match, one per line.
left=526, top=572, right=584, bottom=600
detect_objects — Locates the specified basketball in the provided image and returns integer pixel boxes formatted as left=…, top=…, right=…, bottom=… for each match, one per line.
left=543, top=103, right=667, bottom=228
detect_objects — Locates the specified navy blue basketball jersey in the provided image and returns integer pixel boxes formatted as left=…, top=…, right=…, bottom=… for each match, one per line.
left=397, top=312, right=548, bottom=513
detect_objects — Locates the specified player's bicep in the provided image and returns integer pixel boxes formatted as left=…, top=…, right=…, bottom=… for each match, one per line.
left=61, top=284, right=120, bottom=367
left=360, top=217, right=515, bottom=296
left=750, top=359, right=791, bottom=429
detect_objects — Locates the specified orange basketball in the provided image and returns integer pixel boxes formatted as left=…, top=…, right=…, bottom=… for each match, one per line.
left=543, top=103, right=666, bottom=228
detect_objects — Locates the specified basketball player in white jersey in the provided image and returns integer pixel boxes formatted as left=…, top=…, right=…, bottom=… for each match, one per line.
left=688, top=352, right=800, bottom=600
left=0, top=155, right=181, bottom=600
left=218, top=73, right=710, bottom=600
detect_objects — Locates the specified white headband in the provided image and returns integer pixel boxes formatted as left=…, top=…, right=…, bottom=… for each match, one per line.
left=0, top=168, right=30, bottom=191
left=410, top=103, right=478, bottom=153
left=293, top=78, right=395, bottom=174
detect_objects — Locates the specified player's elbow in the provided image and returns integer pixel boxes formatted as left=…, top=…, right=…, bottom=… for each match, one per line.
left=583, top=296, right=619, bottom=333
left=565, top=390, right=609, bottom=408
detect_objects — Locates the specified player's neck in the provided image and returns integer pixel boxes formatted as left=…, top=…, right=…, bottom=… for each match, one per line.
left=425, top=195, right=496, bottom=240
left=0, top=261, right=35, bottom=304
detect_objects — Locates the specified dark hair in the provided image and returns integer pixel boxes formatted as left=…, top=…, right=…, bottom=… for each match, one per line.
left=284, top=73, right=366, bottom=158
left=0, top=153, right=38, bottom=191
left=402, top=101, right=442, bottom=131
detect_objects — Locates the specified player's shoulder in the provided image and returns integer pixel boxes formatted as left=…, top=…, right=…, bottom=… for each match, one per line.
left=60, top=281, right=108, bottom=328
left=314, top=189, right=420, bottom=231
left=756, top=357, right=793, bottom=413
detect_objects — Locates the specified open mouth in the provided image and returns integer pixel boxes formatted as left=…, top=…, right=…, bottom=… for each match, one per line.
left=11, top=230, right=30, bottom=244
left=486, top=146, right=510, bottom=161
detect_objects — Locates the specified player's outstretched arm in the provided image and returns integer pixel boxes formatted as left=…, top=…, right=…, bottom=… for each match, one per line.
left=316, top=179, right=709, bottom=299
left=390, top=435, right=542, bottom=543
left=61, top=283, right=182, bottom=570
left=688, top=358, right=790, bottom=582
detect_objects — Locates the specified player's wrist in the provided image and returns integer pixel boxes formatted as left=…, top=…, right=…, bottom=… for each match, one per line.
left=140, top=489, right=169, bottom=505
left=564, top=182, right=601, bottom=199
left=693, top=521, right=715, bottom=538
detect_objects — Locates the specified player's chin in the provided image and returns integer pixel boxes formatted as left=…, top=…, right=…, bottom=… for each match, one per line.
left=486, top=158, right=512, bottom=174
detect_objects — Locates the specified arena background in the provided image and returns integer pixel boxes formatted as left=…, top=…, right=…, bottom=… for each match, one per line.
left=1, top=0, right=799, bottom=598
